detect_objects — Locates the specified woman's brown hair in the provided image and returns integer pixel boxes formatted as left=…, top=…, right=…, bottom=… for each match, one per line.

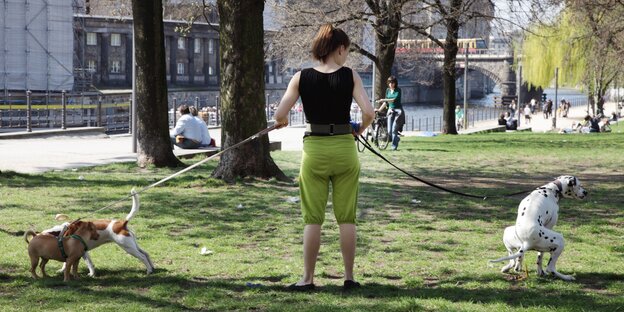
left=310, top=24, right=350, bottom=62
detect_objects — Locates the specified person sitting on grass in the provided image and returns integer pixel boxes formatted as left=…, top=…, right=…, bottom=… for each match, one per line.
left=504, top=111, right=517, bottom=130
left=498, top=113, right=507, bottom=127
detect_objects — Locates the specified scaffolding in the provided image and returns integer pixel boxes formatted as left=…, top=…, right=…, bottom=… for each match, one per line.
left=0, top=0, right=74, bottom=94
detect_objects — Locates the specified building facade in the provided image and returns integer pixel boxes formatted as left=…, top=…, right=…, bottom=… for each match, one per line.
left=73, top=15, right=286, bottom=92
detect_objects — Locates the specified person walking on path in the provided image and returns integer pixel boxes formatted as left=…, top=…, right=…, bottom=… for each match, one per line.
left=376, top=76, right=403, bottom=150
left=274, top=24, right=374, bottom=291
left=523, top=104, right=532, bottom=124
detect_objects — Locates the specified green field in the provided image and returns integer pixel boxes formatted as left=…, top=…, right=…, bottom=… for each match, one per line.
left=1, top=124, right=623, bottom=311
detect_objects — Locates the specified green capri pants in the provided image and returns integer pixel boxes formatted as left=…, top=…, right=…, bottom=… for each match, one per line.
left=299, top=134, right=360, bottom=225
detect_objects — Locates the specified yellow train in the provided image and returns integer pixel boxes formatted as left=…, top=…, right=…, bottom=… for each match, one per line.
left=396, top=38, right=487, bottom=54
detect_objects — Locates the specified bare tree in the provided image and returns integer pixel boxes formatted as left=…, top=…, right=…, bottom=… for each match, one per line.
left=131, top=0, right=182, bottom=167
left=569, top=0, right=623, bottom=114
left=400, top=0, right=495, bottom=134
left=270, top=0, right=560, bottom=134
left=268, top=1, right=409, bottom=105
left=212, top=0, right=288, bottom=182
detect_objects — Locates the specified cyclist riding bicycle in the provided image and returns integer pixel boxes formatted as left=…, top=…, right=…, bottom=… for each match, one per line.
left=376, top=76, right=402, bottom=150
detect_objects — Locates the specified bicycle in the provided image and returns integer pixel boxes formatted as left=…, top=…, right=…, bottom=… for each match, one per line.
left=357, top=110, right=389, bottom=152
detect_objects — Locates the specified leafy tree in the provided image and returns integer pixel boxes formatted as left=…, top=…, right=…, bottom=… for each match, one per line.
left=522, top=2, right=624, bottom=115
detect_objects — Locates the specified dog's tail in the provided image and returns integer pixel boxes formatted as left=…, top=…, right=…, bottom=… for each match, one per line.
left=489, top=251, right=524, bottom=263
left=125, top=188, right=140, bottom=221
left=24, top=229, right=38, bottom=244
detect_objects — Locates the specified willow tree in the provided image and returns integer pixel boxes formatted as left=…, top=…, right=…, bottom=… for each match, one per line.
left=212, top=0, right=287, bottom=182
left=522, top=6, right=623, bottom=115
left=269, top=1, right=406, bottom=107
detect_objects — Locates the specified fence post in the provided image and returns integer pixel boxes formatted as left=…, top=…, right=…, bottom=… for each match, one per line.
left=215, top=95, right=220, bottom=126
left=97, top=96, right=102, bottom=127
left=266, top=93, right=270, bottom=121
left=8, top=92, right=12, bottom=127
left=61, top=90, right=67, bottom=130
left=26, top=90, right=32, bottom=132
left=128, top=98, right=132, bottom=134
left=172, top=97, right=177, bottom=126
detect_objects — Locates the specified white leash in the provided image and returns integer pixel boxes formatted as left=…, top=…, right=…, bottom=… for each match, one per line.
left=78, top=124, right=279, bottom=220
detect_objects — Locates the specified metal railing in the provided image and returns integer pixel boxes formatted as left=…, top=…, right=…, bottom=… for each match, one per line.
left=1, top=91, right=590, bottom=134
left=0, top=91, right=131, bottom=133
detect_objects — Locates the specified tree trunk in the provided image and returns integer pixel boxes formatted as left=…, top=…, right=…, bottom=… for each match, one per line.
left=131, top=0, right=181, bottom=167
left=442, top=0, right=462, bottom=135
left=213, top=0, right=288, bottom=183
left=373, top=3, right=401, bottom=106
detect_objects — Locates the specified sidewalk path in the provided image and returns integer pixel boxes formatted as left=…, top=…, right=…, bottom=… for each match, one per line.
left=0, top=102, right=617, bottom=174
left=0, top=126, right=306, bottom=174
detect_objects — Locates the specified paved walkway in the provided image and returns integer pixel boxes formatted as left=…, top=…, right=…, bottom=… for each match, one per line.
left=0, top=102, right=617, bottom=174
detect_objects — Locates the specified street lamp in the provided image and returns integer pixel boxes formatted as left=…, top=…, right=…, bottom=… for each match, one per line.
left=553, top=67, right=559, bottom=129
left=463, top=48, right=468, bottom=129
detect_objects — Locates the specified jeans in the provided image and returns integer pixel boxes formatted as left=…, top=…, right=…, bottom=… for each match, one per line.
left=170, top=135, right=201, bottom=149
left=387, top=109, right=402, bottom=150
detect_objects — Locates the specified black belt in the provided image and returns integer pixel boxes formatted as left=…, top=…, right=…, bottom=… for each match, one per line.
left=305, top=123, right=352, bottom=136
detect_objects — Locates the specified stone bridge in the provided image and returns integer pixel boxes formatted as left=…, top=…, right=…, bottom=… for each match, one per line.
left=423, top=53, right=518, bottom=98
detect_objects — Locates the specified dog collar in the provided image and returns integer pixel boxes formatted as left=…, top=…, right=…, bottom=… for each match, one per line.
left=552, top=180, right=564, bottom=199
left=57, top=237, right=68, bottom=259
left=57, top=234, right=89, bottom=259
left=70, top=234, right=89, bottom=252
left=553, top=180, right=563, bottom=193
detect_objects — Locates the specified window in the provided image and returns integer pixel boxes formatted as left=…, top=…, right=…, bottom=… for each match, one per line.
left=177, top=63, right=185, bottom=75
left=111, top=33, right=121, bottom=47
left=111, top=60, right=121, bottom=73
left=86, top=32, right=96, bottom=46
left=208, top=66, right=213, bottom=75
left=194, top=38, right=201, bottom=53
left=208, top=39, right=214, bottom=54
left=178, top=37, right=185, bottom=49
left=87, top=60, right=96, bottom=72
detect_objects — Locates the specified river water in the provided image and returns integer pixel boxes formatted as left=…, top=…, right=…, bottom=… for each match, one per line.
left=401, top=87, right=587, bottom=119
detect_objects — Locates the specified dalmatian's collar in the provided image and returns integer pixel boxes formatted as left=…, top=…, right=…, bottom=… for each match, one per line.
left=553, top=180, right=563, bottom=194
left=552, top=180, right=564, bottom=198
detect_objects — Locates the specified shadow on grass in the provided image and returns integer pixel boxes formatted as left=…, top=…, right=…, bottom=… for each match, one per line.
left=5, top=270, right=623, bottom=311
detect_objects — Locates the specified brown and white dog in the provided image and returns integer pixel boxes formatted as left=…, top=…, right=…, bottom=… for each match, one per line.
left=25, top=220, right=100, bottom=281
left=45, top=189, right=154, bottom=276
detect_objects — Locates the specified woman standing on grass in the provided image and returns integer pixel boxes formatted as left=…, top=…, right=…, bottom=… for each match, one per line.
left=274, top=24, right=374, bottom=291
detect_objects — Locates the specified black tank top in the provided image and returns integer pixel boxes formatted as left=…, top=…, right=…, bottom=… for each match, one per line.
left=299, top=67, right=354, bottom=124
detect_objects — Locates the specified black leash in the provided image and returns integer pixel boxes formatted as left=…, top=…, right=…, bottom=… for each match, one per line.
left=355, top=134, right=534, bottom=200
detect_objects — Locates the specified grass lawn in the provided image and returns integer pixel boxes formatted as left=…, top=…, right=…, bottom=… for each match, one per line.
left=1, top=123, right=623, bottom=311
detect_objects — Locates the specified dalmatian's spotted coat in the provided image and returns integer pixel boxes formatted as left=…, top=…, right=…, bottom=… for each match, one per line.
left=490, top=176, right=587, bottom=281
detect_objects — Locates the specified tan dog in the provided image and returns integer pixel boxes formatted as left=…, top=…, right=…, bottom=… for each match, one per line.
left=25, top=221, right=100, bottom=282
left=48, top=189, right=154, bottom=277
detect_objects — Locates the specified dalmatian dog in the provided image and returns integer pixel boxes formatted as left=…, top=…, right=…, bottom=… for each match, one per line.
left=490, top=176, right=587, bottom=281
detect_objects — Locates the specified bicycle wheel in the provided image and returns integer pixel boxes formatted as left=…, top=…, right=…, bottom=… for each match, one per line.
left=376, top=124, right=390, bottom=150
